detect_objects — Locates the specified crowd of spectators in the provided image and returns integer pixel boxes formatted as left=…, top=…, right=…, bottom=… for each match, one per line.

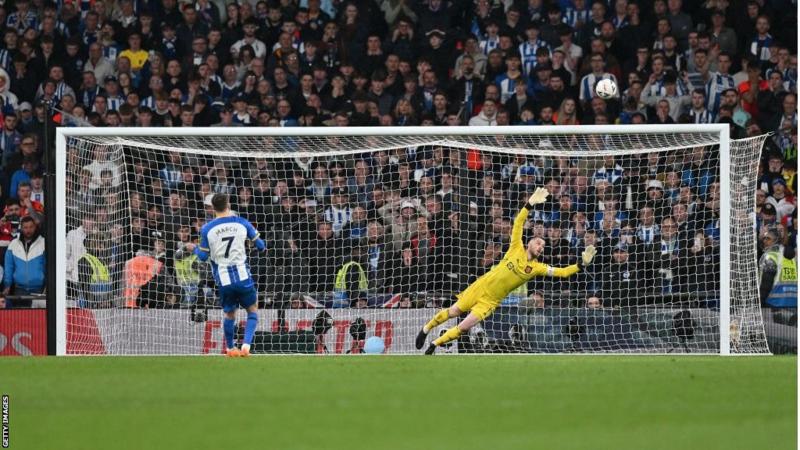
left=0, top=0, right=794, bottom=308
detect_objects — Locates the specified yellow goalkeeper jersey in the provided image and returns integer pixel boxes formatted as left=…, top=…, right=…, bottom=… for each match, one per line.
left=471, top=207, right=580, bottom=302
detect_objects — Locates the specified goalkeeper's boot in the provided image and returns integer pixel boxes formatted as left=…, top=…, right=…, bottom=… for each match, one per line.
left=240, top=344, right=251, bottom=357
left=226, top=347, right=242, bottom=357
left=424, top=343, right=437, bottom=355
left=415, top=329, right=428, bottom=350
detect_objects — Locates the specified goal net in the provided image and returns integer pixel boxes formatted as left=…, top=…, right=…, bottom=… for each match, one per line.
left=56, top=126, right=771, bottom=355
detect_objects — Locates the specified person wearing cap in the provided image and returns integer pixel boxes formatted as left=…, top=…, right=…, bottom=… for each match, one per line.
left=229, top=93, right=252, bottom=125
left=421, top=29, right=452, bottom=82
left=416, top=188, right=597, bottom=354
left=385, top=198, right=418, bottom=249
left=759, top=227, right=797, bottom=307
left=768, top=178, right=795, bottom=221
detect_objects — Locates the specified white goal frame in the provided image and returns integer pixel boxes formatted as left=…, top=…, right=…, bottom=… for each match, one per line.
left=55, top=124, right=746, bottom=356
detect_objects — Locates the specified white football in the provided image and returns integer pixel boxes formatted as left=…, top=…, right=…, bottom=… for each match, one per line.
left=595, top=78, right=618, bottom=99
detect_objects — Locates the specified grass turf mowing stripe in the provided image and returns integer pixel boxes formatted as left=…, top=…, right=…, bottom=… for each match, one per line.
left=1, top=356, right=795, bottom=450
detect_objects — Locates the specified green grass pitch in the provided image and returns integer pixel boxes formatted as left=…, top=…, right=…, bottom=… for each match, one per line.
left=1, top=356, right=796, bottom=450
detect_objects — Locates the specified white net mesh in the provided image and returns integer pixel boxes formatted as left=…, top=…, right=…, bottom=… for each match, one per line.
left=60, top=128, right=770, bottom=355
left=729, top=135, right=771, bottom=354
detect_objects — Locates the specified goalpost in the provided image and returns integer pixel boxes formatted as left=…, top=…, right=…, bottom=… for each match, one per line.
left=54, top=125, right=771, bottom=355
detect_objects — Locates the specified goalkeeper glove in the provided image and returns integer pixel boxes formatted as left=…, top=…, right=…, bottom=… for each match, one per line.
left=578, top=245, right=596, bottom=269
left=526, top=187, right=550, bottom=208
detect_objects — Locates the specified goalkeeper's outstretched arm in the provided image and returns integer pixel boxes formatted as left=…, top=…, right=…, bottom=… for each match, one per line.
left=541, top=245, right=597, bottom=277
left=510, top=187, right=550, bottom=250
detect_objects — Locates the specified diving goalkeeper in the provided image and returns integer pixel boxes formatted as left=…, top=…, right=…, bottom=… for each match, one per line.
left=415, top=188, right=596, bottom=354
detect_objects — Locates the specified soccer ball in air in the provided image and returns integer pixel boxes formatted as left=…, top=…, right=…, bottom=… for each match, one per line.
left=595, top=79, right=618, bottom=99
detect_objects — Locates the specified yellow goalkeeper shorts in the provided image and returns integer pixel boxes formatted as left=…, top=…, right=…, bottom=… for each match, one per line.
left=454, top=285, right=500, bottom=321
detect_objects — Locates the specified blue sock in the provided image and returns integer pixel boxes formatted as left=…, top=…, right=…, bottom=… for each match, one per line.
left=244, top=312, right=258, bottom=345
left=223, top=317, right=235, bottom=349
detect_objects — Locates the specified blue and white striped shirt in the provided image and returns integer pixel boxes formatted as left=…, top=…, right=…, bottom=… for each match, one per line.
left=324, top=206, right=352, bottom=235
left=647, top=77, right=691, bottom=97
left=563, top=7, right=591, bottom=29
left=750, top=34, right=773, bottom=63
left=689, top=108, right=716, bottom=124
left=106, top=95, right=124, bottom=111
left=592, top=164, right=624, bottom=185
left=637, top=225, right=660, bottom=244
left=38, top=20, right=70, bottom=38
left=79, top=86, right=101, bottom=107
left=6, top=11, right=38, bottom=33
left=197, top=215, right=265, bottom=287
left=140, top=96, right=157, bottom=110
left=519, top=40, right=551, bottom=76
left=479, top=36, right=500, bottom=55
left=0, top=50, right=14, bottom=71
left=495, top=74, right=529, bottom=104
left=704, top=72, right=735, bottom=113
left=160, top=165, right=182, bottom=190
left=611, top=15, right=629, bottom=29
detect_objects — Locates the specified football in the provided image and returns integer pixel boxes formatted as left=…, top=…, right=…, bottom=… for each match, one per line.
left=595, top=78, right=618, bottom=99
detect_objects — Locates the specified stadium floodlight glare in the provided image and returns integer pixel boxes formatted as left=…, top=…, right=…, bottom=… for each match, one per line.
left=55, top=125, right=771, bottom=355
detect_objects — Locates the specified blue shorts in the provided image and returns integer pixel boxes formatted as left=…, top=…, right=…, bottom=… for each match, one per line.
left=218, top=282, right=258, bottom=313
